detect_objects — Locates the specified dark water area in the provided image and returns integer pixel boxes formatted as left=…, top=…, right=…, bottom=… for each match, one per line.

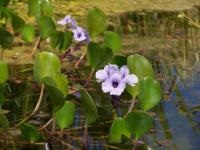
left=1, top=1, right=200, bottom=150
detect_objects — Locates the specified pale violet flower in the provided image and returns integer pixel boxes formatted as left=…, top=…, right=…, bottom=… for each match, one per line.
left=72, top=26, right=89, bottom=42
left=96, top=64, right=138, bottom=96
left=95, top=64, right=118, bottom=83
left=57, top=15, right=77, bottom=29
left=102, top=72, right=126, bottom=96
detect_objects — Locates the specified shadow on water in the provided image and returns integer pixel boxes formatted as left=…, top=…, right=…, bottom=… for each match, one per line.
left=1, top=2, right=200, bottom=150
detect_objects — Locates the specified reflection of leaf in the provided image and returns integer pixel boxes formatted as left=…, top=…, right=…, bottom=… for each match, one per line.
left=80, top=88, right=98, bottom=125
left=125, top=111, right=153, bottom=139
left=108, top=117, right=130, bottom=143
left=55, top=101, right=75, bottom=129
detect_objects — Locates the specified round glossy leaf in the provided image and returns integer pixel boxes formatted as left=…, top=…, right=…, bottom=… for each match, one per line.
left=28, top=0, right=41, bottom=18
left=125, top=111, right=153, bottom=139
left=50, top=31, right=62, bottom=49
left=111, top=55, right=127, bottom=67
left=42, top=74, right=68, bottom=112
left=11, top=13, right=25, bottom=32
left=108, top=117, right=130, bottom=143
left=0, top=113, right=9, bottom=130
left=126, top=54, right=154, bottom=97
left=87, top=7, right=107, bottom=37
left=41, top=1, right=54, bottom=17
left=80, top=88, right=98, bottom=125
left=21, top=24, right=35, bottom=42
left=33, top=51, right=61, bottom=82
left=104, top=31, right=122, bottom=53
left=55, top=101, right=75, bottom=129
left=87, top=42, right=113, bottom=69
left=0, top=61, right=9, bottom=84
left=59, top=31, right=73, bottom=51
left=37, top=16, right=56, bottom=39
left=138, top=77, right=162, bottom=111
left=20, top=123, right=41, bottom=143
left=0, top=0, right=10, bottom=7
left=0, top=27, right=13, bottom=49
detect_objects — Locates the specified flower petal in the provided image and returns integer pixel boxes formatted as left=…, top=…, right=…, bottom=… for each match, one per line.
left=120, top=65, right=129, bottom=77
left=102, top=80, right=112, bottom=93
left=126, top=74, right=138, bottom=86
left=95, top=69, right=108, bottom=82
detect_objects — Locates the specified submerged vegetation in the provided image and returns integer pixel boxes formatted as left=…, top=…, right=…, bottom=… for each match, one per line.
left=0, top=0, right=200, bottom=149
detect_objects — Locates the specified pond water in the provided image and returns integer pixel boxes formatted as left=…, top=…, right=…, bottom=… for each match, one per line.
left=1, top=1, right=200, bottom=150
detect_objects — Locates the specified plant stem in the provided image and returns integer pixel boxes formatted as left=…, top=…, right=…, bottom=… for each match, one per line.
left=85, top=68, right=95, bottom=86
left=75, top=51, right=87, bottom=67
left=0, top=49, right=4, bottom=60
left=83, top=124, right=88, bottom=149
left=2, top=132, right=7, bottom=150
left=30, top=36, right=41, bottom=58
left=38, top=118, right=53, bottom=131
left=15, top=84, right=45, bottom=127
left=124, top=98, right=135, bottom=118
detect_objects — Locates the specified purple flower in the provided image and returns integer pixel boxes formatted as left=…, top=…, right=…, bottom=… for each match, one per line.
left=120, top=65, right=138, bottom=86
left=95, top=64, right=118, bottom=83
left=57, top=15, right=77, bottom=29
left=72, top=26, right=90, bottom=42
left=102, top=72, right=126, bottom=96
left=96, top=64, right=138, bottom=96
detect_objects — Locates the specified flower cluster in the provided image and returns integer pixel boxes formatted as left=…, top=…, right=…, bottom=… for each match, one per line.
left=96, top=64, right=138, bottom=96
left=57, top=15, right=90, bottom=43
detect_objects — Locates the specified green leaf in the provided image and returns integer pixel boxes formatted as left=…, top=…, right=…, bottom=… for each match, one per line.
left=50, top=31, right=61, bottom=49
left=20, top=123, right=41, bottom=143
left=87, top=42, right=113, bottom=69
left=21, top=24, right=35, bottom=42
left=0, top=83, right=5, bottom=106
left=55, top=101, right=75, bottom=129
left=126, top=54, right=154, bottom=97
left=11, top=13, right=25, bottom=32
left=0, top=27, right=13, bottom=49
left=111, top=55, right=127, bottom=67
left=87, top=7, right=107, bottom=37
left=41, top=0, right=54, bottom=17
left=80, top=88, right=98, bottom=125
left=33, top=51, right=61, bottom=82
left=104, top=31, right=121, bottom=53
left=28, top=0, right=41, bottom=18
left=0, top=60, right=9, bottom=84
left=138, top=77, right=162, bottom=111
left=0, top=0, right=10, bottom=7
left=0, top=113, right=9, bottom=130
left=42, top=74, right=68, bottom=112
left=125, top=111, right=153, bottom=139
left=37, top=16, right=56, bottom=39
left=59, top=31, right=73, bottom=51
left=108, top=117, right=130, bottom=143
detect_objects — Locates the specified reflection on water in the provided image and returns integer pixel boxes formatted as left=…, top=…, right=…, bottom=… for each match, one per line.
left=1, top=3, right=200, bottom=150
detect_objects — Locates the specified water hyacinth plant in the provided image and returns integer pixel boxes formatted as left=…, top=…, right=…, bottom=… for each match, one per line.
left=0, top=1, right=162, bottom=149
